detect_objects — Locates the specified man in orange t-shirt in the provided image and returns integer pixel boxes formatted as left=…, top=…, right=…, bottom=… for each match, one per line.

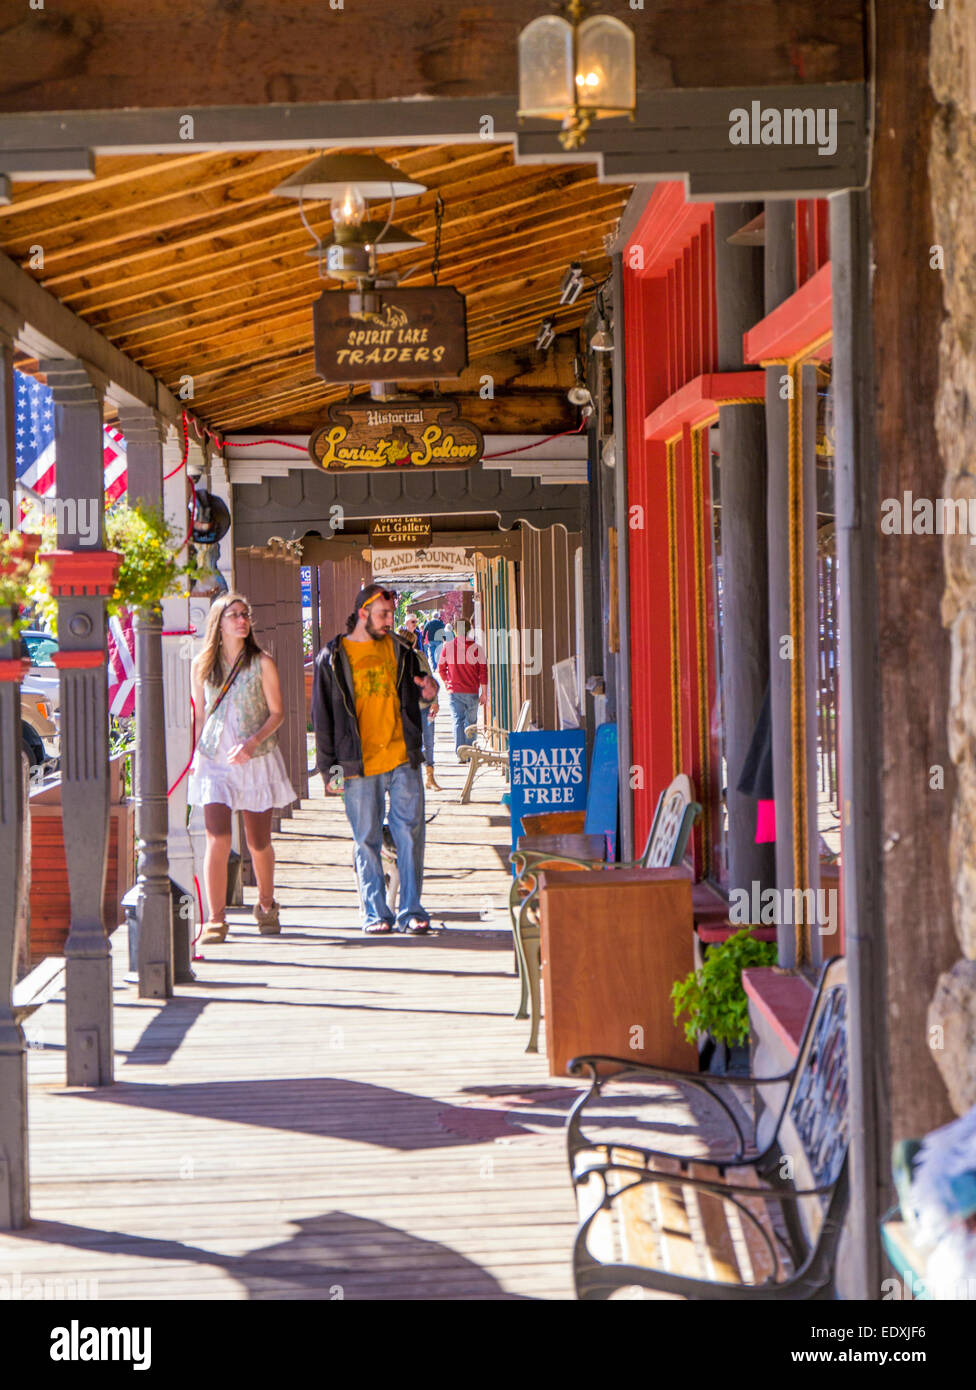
left=312, top=584, right=438, bottom=935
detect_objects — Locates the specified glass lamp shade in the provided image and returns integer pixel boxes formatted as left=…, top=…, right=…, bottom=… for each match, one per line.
left=575, top=16, right=636, bottom=115
left=330, top=185, right=367, bottom=230
left=518, top=16, right=575, bottom=118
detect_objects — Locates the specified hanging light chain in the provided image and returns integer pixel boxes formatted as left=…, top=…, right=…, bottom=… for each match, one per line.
left=431, top=193, right=444, bottom=286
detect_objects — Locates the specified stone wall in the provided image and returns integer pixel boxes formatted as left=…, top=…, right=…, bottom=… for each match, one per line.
left=930, top=0, right=976, bottom=1114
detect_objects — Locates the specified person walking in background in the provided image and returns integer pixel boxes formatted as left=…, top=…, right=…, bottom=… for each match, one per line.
left=422, top=610, right=447, bottom=674
left=438, top=619, right=488, bottom=757
left=399, top=615, right=442, bottom=791
left=312, top=584, right=439, bottom=935
left=188, top=592, right=296, bottom=944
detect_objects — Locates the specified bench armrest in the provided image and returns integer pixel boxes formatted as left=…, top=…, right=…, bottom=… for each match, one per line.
left=566, top=1054, right=796, bottom=1168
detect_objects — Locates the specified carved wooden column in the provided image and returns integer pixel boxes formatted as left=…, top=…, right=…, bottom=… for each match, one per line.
left=118, top=406, right=173, bottom=999
left=0, top=312, right=30, bottom=1225
left=41, top=359, right=120, bottom=1088
left=162, top=426, right=196, bottom=980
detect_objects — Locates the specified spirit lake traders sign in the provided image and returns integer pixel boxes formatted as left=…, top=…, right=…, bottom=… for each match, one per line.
left=313, top=287, right=468, bottom=383
left=308, top=399, right=484, bottom=473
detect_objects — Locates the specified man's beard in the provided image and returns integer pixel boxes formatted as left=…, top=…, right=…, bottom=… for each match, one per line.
left=365, top=613, right=389, bottom=641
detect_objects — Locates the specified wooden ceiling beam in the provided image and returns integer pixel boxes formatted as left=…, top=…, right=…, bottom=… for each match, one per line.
left=40, top=155, right=576, bottom=293
left=98, top=187, right=626, bottom=353
left=1, top=142, right=512, bottom=265
left=48, top=163, right=597, bottom=308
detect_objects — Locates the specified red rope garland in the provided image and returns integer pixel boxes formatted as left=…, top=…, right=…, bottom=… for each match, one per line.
left=167, top=692, right=196, bottom=797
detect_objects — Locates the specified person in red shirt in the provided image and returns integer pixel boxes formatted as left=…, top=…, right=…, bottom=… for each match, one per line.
left=437, top=622, right=488, bottom=755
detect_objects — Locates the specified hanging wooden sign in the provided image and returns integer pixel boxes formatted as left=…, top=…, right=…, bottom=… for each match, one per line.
left=308, top=399, right=484, bottom=472
left=369, top=516, right=433, bottom=548
left=313, top=287, right=469, bottom=382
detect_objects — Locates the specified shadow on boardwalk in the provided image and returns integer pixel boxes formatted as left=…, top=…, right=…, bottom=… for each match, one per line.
left=13, top=1213, right=531, bottom=1300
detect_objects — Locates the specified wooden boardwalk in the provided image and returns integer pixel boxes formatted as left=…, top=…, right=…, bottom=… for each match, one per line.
left=2, top=738, right=584, bottom=1300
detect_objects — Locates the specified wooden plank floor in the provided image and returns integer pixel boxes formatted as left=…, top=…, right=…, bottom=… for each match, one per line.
left=2, top=726, right=585, bottom=1300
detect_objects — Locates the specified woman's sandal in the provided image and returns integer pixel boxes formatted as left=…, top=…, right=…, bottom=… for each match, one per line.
left=253, top=900, right=281, bottom=935
left=405, top=917, right=431, bottom=935
left=363, top=920, right=394, bottom=934
left=201, top=920, right=228, bottom=944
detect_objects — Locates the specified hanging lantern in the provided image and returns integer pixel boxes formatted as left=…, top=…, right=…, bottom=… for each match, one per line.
left=518, top=1, right=636, bottom=151
left=272, top=152, right=428, bottom=280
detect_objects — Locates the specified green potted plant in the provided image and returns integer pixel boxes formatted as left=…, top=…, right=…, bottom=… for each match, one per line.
left=671, top=928, right=778, bottom=1072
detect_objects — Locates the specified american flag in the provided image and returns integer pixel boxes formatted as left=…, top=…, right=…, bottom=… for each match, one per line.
left=14, top=368, right=128, bottom=509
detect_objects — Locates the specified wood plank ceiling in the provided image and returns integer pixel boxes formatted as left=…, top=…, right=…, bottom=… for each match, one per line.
left=0, top=144, right=631, bottom=435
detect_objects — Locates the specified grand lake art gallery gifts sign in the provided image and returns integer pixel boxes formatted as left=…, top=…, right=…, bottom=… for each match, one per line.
left=509, top=729, right=587, bottom=852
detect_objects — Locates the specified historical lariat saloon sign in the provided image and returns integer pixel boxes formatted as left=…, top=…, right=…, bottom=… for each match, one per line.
left=369, top=517, right=432, bottom=548
left=313, top=287, right=468, bottom=383
left=308, top=399, right=484, bottom=472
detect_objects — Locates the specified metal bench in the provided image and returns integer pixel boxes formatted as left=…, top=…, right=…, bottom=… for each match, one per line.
left=508, top=775, right=702, bottom=1053
left=457, top=699, right=531, bottom=805
left=565, top=955, right=848, bottom=1300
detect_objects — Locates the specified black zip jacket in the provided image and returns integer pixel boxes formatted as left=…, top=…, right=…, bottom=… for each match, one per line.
left=312, top=630, right=431, bottom=780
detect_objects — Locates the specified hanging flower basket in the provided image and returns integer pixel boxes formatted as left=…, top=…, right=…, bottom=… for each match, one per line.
left=23, top=500, right=192, bottom=633
left=0, top=531, right=44, bottom=647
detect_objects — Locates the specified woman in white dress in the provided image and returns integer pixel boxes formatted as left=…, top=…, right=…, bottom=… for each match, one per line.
left=188, top=592, right=296, bottom=943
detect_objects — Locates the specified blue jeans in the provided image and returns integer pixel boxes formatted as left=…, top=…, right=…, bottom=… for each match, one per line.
left=422, top=706, right=435, bottom=765
left=450, top=691, right=480, bottom=751
left=427, top=641, right=443, bottom=674
left=343, top=761, right=426, bottom=927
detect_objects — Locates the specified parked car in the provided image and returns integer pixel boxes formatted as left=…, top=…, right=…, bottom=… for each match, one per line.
left=21, top=680, right=59, bottom=777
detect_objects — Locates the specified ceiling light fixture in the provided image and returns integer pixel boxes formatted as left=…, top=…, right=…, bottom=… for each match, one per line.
left=559, top=261, right=585, bottom=305
left=273, top=151, right=428, bottom=281
left=536, top=316, right=557, bottom=351
left=518, top=0, right=636, bottom=151
left=589, top=290, right=614, bottom=352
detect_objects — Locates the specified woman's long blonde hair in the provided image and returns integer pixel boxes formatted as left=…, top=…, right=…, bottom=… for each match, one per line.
left=193, top=591, right=264, bottom=688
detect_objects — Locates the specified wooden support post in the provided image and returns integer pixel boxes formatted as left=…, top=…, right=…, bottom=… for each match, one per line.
left=0, top=315, right=29, bottom=1227
left=763, top=200, right=798, bottom=965
left=41, top=358, right=116, bottom=1088
left=119, top=406, right=174, bottom=999
left=831, top=189, right=887, bottom=1302
left=713, top=204, right=774, bottom=899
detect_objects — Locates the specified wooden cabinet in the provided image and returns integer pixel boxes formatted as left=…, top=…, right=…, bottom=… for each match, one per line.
left=537, top=866, right=699, bottom=1077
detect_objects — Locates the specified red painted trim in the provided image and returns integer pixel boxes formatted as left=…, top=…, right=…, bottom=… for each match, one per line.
left=627, top=182, right=714, bottom=279
left=644, top=372, right=765, bottom=442
left=623, top=271, right=675, bottom=852
left=46, top=549, right=122, bottom=597
left=0, top=657, right=30, bottom=682
left=742, top=966, right=816, bottom=1058
left=743, top=262, right=833, bottom=363
left=52, top=650, right=106, bottom=670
